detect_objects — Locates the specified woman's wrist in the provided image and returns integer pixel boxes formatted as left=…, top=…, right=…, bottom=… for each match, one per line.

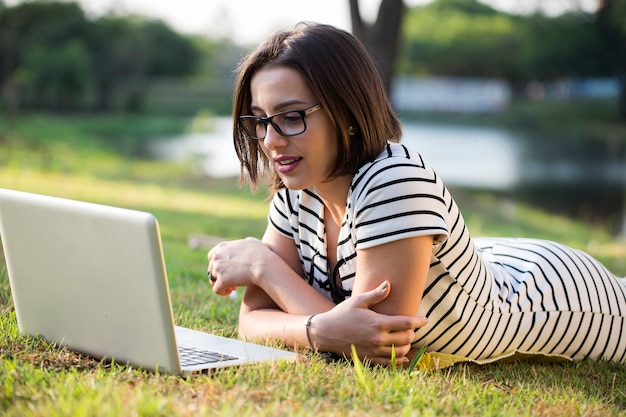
left=250, top=247, right=288, bottom=288
left=305, top=313, right=317, bottom=349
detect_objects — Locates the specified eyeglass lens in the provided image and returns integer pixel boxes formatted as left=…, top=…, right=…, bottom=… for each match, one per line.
left=241, top=110, right=306, bottom=140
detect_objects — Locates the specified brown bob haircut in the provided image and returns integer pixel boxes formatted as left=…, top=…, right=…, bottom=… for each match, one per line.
left=232, top=22, right=402, bottom=195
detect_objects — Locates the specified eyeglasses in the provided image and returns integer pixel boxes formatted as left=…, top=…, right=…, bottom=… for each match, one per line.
left=239, top=104, right=323, bottom=140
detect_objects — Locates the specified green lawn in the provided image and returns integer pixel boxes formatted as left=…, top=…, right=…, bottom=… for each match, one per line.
left=0, top=113, right=625, bottom=416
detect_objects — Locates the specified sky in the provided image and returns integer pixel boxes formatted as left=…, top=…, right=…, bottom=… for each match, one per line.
left=5, top=0, right=598, bottom=45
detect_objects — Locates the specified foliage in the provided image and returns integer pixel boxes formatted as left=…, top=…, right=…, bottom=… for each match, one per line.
left=0, top=1, right=91, bottom=110
left=1, top=0, right=625, bottom=117
left=0, top=0, right=202, bottom=112
left=425, top=0, right=498, bottom=15
left=516, top=12, right=612, bottom=80
left=88, top=16, right=202, bottom=112
left=16, top=39, right=93, bottom=109
left=399, top=0, right=613, bottom=83
left=401, top=5, right=521, bottom=79
left=596, top=0, right=626, bottom=119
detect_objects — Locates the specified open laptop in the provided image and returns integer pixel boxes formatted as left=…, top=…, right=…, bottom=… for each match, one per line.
left=0, top=188, right=296, bottom=376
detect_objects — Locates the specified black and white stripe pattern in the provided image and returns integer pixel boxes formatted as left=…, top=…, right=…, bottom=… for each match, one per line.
left=268, top=143, right=626, bottom=362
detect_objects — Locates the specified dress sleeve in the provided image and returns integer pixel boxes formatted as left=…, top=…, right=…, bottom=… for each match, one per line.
left=352, top=158, right=449, bottom=250
left=268, top=189, right=294, bottom=238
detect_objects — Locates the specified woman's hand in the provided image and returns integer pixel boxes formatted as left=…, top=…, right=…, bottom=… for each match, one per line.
left=309, top=280, right=428, bottom=366
left=207, top=237, right=277, bottom=296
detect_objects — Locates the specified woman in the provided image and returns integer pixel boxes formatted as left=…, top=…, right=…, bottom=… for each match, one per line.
left=207, top=22, right=626, bottom=366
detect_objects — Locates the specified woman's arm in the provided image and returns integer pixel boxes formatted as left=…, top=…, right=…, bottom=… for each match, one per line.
left=209, top=225, right=428, bottom=364
left=210, top=225, right=336, bottom=347
left=208, top=228, right=335, bottom=315
left=351, top=234, right=434, bottom=316
left=242, top=227, right=430, bottom=364
left=238, top=278, right=427, bottom=365
left=305, top=235, right=433, bottom=362
left=236, top=284, right=314, bottom=347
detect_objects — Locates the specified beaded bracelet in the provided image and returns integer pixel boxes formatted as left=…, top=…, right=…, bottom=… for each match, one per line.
left=305, top=313, right=317, bottom=350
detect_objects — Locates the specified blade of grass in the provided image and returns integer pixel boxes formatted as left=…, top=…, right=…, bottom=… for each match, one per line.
left=350, top=345, right=372, bottom=398
left=408, top=344, right=428, bottom=374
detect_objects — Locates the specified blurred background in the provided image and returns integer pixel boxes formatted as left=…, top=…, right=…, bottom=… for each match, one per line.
left=0, top=0, right=625, bottom=237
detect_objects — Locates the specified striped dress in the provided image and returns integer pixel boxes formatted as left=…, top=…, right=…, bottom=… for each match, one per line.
left=268, top=142, right=626, bottom=363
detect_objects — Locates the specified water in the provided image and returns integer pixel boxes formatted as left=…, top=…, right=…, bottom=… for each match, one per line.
left=152, top=117, right=240, bottom=178
left=401, top=123, right=520, bottom=190
left=152, top=116, right=626, bottom=226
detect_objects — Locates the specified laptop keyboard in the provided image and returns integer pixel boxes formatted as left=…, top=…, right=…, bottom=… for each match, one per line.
left=178, top=345, right=239, bottom=366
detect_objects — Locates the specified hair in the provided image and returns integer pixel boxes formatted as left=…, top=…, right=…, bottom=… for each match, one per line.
left=232, top=22, right=402, bottom=196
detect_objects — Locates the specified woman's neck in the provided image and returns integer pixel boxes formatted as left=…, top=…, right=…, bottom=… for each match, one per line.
left=314, top=175, right=352, bottom=225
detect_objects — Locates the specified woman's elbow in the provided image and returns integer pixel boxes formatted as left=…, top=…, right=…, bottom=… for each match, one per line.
left=237, top=309, right=256, bottom=340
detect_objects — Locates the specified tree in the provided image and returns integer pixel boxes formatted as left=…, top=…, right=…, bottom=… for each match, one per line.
left=517, top=13, right=611, bottom=81
left=595, top=0, right=626, bottom=121
left=89, top=16, right=201, bottom=112
left=0, top=1, right=90, bottom=127
left=88, top=16, right=133, bottom=112
left=400, top=1, right=521, bottom=79
left=17, top=39, right=92, bottom=110
left=397, top=0, right=615, bottom=100
left=0, top=1, right=201, bottom=113
left=349, top=0, right=405, bottom=94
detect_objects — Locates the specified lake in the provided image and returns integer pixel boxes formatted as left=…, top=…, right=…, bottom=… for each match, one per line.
left=152, top=116, right=626, bottom=231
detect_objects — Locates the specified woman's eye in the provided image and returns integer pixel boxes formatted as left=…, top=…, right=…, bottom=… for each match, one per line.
left=281, top=113, right=301, bottom=124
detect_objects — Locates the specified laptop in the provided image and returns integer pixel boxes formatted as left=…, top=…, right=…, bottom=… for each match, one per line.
left=0, top=188, right=297, bottom=376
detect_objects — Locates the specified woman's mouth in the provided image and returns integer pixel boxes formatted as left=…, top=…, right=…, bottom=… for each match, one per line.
left=275, top=157, right=302, bottom=174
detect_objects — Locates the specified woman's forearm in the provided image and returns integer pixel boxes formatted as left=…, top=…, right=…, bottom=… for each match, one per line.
left=239, top=281, right=428, bottom=363
left=238, top=307, right=312, bottom=348
left=251, top=258, right=335, bottom=315
left=208, top=237, right=334, bottom=314
left=237, top=282, right=333, bottom=350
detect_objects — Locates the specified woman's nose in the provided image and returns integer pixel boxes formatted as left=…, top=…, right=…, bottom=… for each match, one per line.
left=263, top=124, right=288, bottom=149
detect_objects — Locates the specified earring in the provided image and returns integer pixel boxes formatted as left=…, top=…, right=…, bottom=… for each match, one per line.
left=348, top=126, right=357, bottom=136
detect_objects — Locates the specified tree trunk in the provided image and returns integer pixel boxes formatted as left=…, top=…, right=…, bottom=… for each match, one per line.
left=349, top=0, right=405, bottom=95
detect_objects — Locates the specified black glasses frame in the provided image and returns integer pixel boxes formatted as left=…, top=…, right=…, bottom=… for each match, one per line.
left=239, top=103, right=323, bottom=140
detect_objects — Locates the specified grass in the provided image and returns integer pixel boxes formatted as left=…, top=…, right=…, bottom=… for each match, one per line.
left=0, top=112, right=625, bottom=416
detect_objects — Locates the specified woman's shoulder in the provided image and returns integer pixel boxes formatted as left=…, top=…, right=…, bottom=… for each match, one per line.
left=364, top=142, right=432, bottom=173
left=351, top=142, right=438, bottom=191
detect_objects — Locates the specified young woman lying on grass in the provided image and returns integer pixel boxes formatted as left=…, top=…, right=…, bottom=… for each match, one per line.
left=206, top=22, right=626, bottom=366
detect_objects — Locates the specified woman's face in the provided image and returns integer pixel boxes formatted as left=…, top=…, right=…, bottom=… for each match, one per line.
left=249, top=65, right=339, bottom=192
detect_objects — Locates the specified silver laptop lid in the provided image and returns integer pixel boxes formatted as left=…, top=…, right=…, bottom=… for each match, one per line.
left=0, top=188, right=181, bottom=374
